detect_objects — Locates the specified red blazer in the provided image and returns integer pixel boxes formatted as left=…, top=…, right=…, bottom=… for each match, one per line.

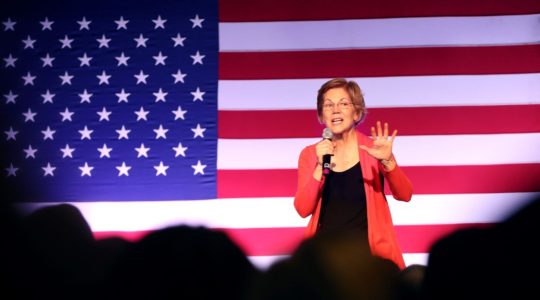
left=293, top=130, right=413, bottom=269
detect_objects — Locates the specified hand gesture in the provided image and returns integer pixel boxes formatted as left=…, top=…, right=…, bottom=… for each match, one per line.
left=359, top=121, right=397, bottom=161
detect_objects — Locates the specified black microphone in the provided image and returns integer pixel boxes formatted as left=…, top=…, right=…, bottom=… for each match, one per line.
left=322, top=128, right=333, bottom=175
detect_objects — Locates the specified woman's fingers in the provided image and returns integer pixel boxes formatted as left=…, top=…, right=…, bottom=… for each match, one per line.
left=377, top=121, right=383, bottom=137
left=390, top=129, right=398, bottom=142
left=383, top=122, right=389, bottom=139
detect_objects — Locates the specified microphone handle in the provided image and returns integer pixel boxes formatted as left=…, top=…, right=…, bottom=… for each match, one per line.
left=322, top=154, right=331, bottom=175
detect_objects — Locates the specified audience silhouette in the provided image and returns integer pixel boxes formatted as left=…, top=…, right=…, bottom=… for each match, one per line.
left=423, top=195, right=540, bottom=300
left=247, top=232, right=401, bottom=300
left=1, top=194, right=538, bottom=299
left=104, top=225, right=259, bottom=300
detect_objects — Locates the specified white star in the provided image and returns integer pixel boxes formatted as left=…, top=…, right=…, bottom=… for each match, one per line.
left=22, top=72, right=36, bottom=85
left=191, top=123, right=206, bottom=138
left=40, top=17, right=54, bottom=30
left=4, top=54, right=17, bottom=67
left=191, top=87, right=205, bottom=101
left=134, top=33, right=148, bottom=48
left=24, top=145, right=38, bottom=158
left=134, top=70, right=148, bottom=84
left=22, top=108, right=37, bottom=122
left=172, top=106, right=187, bottom=120
left=59, top=71, right=74, bottom=85
left=173, top=142, right=188, bottom=157
left=41, top=53, right=55, bottom=67
left=152, top=15, right=167, bottom=29
left=79, top=89, right=93, bottom=103
left=59, top=107, right=74, bottom=122
left=41, top=126, right=55, bottom=140
left=115, top=52, right=130, bottom=66
left=153, top=124, right=168, bottom=139
left=5, top=91, right=18, bottom=104
left=191, top=160, right=207, bottom=175
left=97, top=144, right=113, bottom=158
left=77, top=17, right=91, bottom=30
left=190, top=14, right=205, bottom=28
left=22, top=36, right=36, bottom=49
left=152, top=51, right=167, bottom=65
left=97, top=107, right=111, bottom=121
left=3, top=18, right=16, bottom=31
left=154, top=161, right=169, bottom=176
left=190, top=51, right=205, bottom=65
left=78, top=53, right=92, bottom=67
left=115, top=89, right=130, bottom=102
left=79, top=162, right=94, bottom=177
left=60, top=144, right=75, bottom=158
left=5, top=127, right=18, bottom=141
left=5, top=163, right=18, bottom=177
left=42, top=162, right=56, bottom=176
left=135, top=143, right=150, bottom=158
left=97, top=70, right=111, bottom=85
left=78, top=126, right=93, bottom=140
left=134, top=106, right=149, bottom=121
left=172, top=33, right=186, bottom=47
left=41, top=90, right=55, bottom=103
left=97, top=34, right=111, bottom=48
left=116, top=125, right=130, bottom=139
left=153, top=88, right=167, bottom=102
left=115, top=16, right=129, bottom=30
left=116, top=162, right=131, bottom=176
left=24, top=145, right=38, bottom=159
left=59, top=35, right=74, bottom=48
left=172, top=69, right=186, bottom=84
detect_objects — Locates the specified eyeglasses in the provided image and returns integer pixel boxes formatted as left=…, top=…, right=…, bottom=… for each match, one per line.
left=322, top=100, right=354, bottom=111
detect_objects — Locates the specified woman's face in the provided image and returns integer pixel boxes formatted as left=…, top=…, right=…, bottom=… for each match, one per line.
left=321, top=87, right=360, bottom=135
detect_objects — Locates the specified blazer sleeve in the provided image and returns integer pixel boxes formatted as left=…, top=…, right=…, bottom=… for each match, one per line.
left=380, top=156, right=413, bottom=201
left=294, top=146, right=324, bottom=218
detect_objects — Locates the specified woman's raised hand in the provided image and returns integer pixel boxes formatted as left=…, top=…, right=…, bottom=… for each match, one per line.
left=359, top=121, right=397, bottom=161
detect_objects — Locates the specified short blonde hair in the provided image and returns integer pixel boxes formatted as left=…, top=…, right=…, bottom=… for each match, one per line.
left=317, top=78, right=367, bottom=124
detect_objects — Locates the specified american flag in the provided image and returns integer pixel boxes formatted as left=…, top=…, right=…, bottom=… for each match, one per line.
left=2, top=0, right=540, bottom=269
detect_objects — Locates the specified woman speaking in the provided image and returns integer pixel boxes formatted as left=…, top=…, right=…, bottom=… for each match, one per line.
left=294, top=78, right=413, bottom=269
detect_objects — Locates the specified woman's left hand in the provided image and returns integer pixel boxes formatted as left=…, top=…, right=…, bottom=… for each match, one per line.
left=359, top=121, right=397, bottom=161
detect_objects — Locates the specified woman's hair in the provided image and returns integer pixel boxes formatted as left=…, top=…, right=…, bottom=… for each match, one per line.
left=316, top=78, right=367, bottom=124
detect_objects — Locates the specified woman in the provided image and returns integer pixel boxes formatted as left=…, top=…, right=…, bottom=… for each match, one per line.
left=294, top=78, right=413, bottom=269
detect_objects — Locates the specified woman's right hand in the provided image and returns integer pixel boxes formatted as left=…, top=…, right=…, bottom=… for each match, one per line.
left=315, top=139, right=335, bottom=165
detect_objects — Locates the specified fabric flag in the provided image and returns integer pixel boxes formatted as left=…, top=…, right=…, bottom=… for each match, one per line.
left=1, top=0, right=218, bottom=201
left=2, top=0, right=540, bottom=269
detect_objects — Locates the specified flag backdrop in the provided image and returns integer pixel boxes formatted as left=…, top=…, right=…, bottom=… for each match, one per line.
left=1, top=0, right=540, bottom=268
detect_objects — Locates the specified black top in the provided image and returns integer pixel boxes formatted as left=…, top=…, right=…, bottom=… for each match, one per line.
left=317, top=162, right=368, bottom=238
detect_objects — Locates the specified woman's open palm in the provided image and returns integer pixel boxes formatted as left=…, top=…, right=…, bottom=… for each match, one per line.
left=359, top=121, right=397, bottom=161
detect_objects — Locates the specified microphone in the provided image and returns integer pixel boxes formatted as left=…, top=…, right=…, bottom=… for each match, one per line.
left=322, top=128, right=333, bottom=175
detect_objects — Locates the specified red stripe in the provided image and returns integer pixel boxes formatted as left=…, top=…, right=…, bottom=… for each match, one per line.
left=94, top=223, right=491, bottom=256
left=219, top=45, right=540, bottom=79
left=218, top=105, right=540, bottom=139
left=220, top=0, right=540, bottom=21
left=94, top=230, right=151, bottom=242
left=217, top=164, right=540, bottom=198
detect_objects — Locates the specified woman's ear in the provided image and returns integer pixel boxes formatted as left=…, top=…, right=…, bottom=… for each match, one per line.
left=354, top=111, right=362, bottom=123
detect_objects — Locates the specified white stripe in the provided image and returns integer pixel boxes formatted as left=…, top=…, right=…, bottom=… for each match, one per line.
left=18, top=198, right=308, bottom=231
left=18, top=193, right=538, bottom=231
left=248, top=255, right=289, bottom=270
left=220, top=14, right=540, bottom=51
left=248, top=253, right=429, bottom=270
left=403, top=253, right=429, bottom=267
left=217, top=133, right=540, bottom=169
left=389, top=192, right=538, bottom=225
left=218, top=74, right=540, bottom=110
